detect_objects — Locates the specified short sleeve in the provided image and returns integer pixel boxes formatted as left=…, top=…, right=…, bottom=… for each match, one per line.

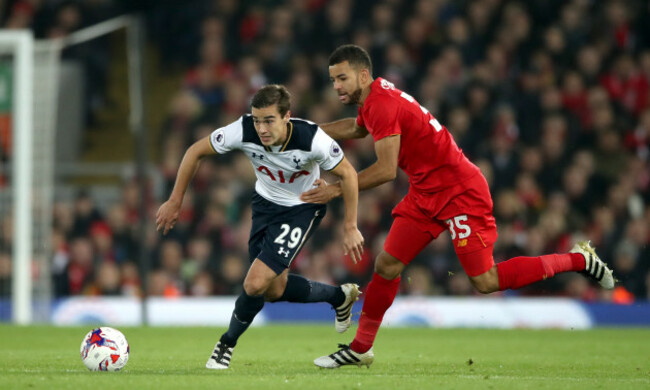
left=356, top=110, right=365, bottom=127
left=209, top=117, right=244, bottom=154
left=364, top=95, right=401, bottom=142
left=312, top=128, right=344, bottom=171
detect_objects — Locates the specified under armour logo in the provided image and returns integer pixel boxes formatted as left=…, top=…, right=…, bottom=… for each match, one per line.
left=252, top=152, right=264, bottom=160
left=292, top=156, right=301, bottom=169
left=278, top=247, right=290, bottom=257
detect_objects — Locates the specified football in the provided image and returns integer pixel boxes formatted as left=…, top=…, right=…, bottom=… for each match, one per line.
left=80, top=327, right=130, bottom=371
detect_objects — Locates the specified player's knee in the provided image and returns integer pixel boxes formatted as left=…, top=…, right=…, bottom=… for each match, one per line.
left=264, top=291, right=280, bottom=301
left=469, top=268, right=499, bottom=294
left=263, top=286, right=283, bottom=301
left=243, top=278, right=269, bottom=296
left=375, top=251, right=404, bottom=279
left=472, top=281, right=497, bottom=294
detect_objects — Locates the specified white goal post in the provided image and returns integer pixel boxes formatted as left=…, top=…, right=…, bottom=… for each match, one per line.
left=0, top=30, right=34, bottom=325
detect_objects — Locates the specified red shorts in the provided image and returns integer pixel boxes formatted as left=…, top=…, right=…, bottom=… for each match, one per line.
left=384, top=173, right=497, bottom=277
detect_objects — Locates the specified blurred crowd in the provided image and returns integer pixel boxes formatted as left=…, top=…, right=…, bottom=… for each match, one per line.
left=1, top=0, right=649, bottom=303
left=0, top=0, right=124, bottom=128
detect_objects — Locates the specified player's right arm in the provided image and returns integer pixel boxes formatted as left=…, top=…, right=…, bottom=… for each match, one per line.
left=156, top=137, right=216, bottom=235
left=320, top=118, right=368, bottom=140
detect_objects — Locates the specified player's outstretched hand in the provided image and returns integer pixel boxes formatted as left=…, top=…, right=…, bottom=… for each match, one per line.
left=300, top=179, right=339, bottom=204
left=343, top=226, right=364, bottom=264
left=156, top=199, right=181, bottom=235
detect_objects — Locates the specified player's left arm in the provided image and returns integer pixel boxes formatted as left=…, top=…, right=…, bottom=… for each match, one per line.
left=329, top=157, right=364, bottom=263
left=320, top=118, right=369, bottom=140
left=357, top=134, right=400, bottom=190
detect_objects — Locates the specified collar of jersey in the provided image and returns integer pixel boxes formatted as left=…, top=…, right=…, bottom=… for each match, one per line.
left=265, top=121, right=293, bottom=152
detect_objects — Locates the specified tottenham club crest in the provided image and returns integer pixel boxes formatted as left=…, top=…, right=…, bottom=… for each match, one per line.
left=212, top=130, right=225, bottom=146
left=292, top=154, right=302, bottom=169
left=330, top=141, right=342, bottom=158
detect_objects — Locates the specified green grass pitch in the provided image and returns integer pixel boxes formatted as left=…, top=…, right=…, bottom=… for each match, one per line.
left=1, top=324, right=648, bottom=389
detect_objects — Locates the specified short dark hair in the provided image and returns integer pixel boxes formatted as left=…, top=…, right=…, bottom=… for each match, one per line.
left=329, top=44, right=373, bottom=74
left=251, top=84, right=291, bottom=116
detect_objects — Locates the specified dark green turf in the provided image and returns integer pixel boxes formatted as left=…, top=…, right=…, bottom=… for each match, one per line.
left=0, top=325, right=648, bottom=389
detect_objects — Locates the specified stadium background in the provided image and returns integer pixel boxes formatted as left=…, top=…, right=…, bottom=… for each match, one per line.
left=0, top=0, right=649, bottom=323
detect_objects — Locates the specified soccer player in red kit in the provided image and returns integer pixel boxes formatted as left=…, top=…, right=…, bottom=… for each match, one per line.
left=300, top=45, right=615, bottom=368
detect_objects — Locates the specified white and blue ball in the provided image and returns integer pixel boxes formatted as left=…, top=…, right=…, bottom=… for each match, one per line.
left=80, top=327, right=129, bottom=371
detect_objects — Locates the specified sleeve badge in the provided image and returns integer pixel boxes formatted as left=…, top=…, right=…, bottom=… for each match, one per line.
left=329, top=141, right=342, bottom=158
left=212, top=130, right=225, bottom=146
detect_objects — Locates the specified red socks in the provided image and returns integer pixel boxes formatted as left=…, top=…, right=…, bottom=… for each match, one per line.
left=349, top=253, right=586, bottom=352
left=350, top=273, right=401, bottom=353
left=496, top=253, right=585, bottom=290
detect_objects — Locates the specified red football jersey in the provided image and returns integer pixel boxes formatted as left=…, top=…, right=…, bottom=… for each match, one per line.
left=357, top=78, right=481, bottom=193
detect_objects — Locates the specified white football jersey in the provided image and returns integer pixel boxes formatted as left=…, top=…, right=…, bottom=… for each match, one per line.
left=209, top=115, right=344, bottom=206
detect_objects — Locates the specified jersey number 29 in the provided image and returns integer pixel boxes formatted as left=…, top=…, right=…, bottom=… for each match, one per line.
left=274, top=224, right=303, bottom=248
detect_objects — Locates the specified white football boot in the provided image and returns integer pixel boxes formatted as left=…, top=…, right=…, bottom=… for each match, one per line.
left=335, top=283, right=361, bottom=333
left=570, top=240, right=615, bottom=289
left=206, top=341, right=233, bottom=369
left=314, top=344, right=374, bottom=368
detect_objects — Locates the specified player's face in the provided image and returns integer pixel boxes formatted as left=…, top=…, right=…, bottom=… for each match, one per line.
left=329, top=61, right=363, bottom=105
left=251, top=104, right=290, bottom=146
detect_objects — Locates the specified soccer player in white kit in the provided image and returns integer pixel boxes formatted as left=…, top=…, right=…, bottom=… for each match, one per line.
left=156, top=85, right=364, bottom=369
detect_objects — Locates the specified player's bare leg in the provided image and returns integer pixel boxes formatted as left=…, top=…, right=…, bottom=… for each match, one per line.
left=263, top=269, right=289, bottom=301
left=468, top=266, right=500, bottom=294
left=374, top=251, right=406, bottom=279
